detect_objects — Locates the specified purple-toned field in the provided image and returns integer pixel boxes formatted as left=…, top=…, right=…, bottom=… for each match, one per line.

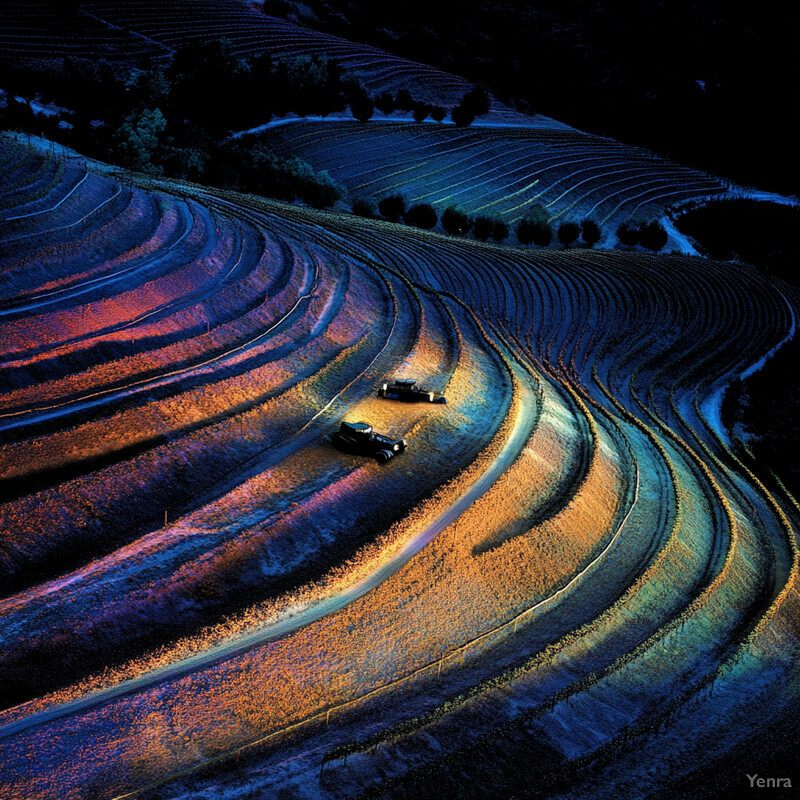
left=0, top=131, right=798, bottom=800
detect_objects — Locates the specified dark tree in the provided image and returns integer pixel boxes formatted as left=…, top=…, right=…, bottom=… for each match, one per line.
left=378, top=194, right=406, bottom=220
left=442, top=206, right=472, bottom=235
left=63, top=57, right=127, bottom=121
left=302, top=174, right=342, bottom=208
left=112, top=107, right=166, bottom=174
left=404, top=203, right=438, bottom=229
left=492, top=220, right=509, bottom=242
left=268, top=54, right=345, bottom=118
left=261, top=0, right=292, bottom=16
left=431, top=105, right=446, bottom=122
left=396, top=88, right=414, bottom=111
left=524, top=203, right=549, bottom=226
left=676, top=199, right=800, bottom=282
left=222, top=143, right=344, bottom=208
left=413, top=102, right=431, bottom=122
left=473, top=216, right=494, bottom=241
left=639, top=221, right=669, bottom=251
left=451, top=103, right=476, bottom=127
left=350, top=93, right=374, bottom=122
left=461, top=85, right=491, bottom=116
left=532, top=222, right=553, bottom=246
left=617, top=222, right=641, bottom=248
left=159, top=146, right=209, bottom=182
left=375, top=91, right=396, bottom=114
left=168, top=38, right=246, bottom=131
left=558, top=221, right=581, bottom=247
left=517, top=216, right=552, bottom=246
left=128, top=66, right=171, bottom=109
left=352, top=198, right=377, bottom=218
left=581, top=219, right=602, bottom=247
left=1, top=96, right=37, bottom=131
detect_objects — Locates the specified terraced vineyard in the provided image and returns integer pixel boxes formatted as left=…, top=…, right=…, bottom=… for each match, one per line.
left=255, top=120, right=728, bottom=232
left=0, top=0, right=541, bottom=125
left=0, top=1, right=168, bottom=61
left=0, top=133, right=798, bottom=800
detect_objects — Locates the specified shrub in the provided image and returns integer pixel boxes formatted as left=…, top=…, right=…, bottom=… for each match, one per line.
left=404, top=203, right=438, bottom=229
left=639, top=221, right=669, bottom=251
left=442, top=206, right=472, bottom=235
left=581, top=219, right=602, bottom=247
left=492, top=220, right=509, bottom=242
left=472, top=216, right=494, bottom=241
left=378, top=194, right=406, bottom=220
left=617, top=222, right=641, bottom=248
left=558, top=222, right=581, bottom=247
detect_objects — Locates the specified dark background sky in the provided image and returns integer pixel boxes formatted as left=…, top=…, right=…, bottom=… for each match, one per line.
left=294, top=0, right=799, bottom=192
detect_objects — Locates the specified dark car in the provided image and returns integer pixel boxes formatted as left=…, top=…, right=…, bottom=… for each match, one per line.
left=327, top=421, right=408, bottom=463
left=377, top=378, right=446, bottom=404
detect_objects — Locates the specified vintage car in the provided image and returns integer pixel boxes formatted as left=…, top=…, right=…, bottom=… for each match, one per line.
left=377, top=378, right=446, bottom=404
left=327, top=421, right=408, bottom=462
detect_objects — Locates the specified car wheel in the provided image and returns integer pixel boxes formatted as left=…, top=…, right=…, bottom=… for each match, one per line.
left=376, top=449, right=393, bottom=463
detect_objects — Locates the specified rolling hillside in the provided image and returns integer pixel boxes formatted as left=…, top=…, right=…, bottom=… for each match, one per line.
left=0, top=1, right=548, bottom=126
left=250, top=119, right=727, bottom=234
left=0, top=134, right=798, bottom=800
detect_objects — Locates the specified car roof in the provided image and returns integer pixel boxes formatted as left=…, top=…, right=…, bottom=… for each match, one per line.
left=340, top=421, right=372, bottom=433
left=393, top=378, right=417, bottom=386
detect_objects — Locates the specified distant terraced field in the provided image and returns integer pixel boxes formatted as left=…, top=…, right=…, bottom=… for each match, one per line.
left=0, top=0, right=546, bottom=125
left=253, top=119, right=728, bottom=232
left=0, top=134, right=798, bottom=800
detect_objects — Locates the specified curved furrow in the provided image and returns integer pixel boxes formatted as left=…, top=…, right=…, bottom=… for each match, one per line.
left=0, top=233, right=315, bottom=437
left=258, top=121, right=728, bottom=231
left=0, top=138, right=797, bottom=800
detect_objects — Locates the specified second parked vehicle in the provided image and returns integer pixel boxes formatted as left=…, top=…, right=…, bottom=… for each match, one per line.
left=378, top=378, right=446, bottom=404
